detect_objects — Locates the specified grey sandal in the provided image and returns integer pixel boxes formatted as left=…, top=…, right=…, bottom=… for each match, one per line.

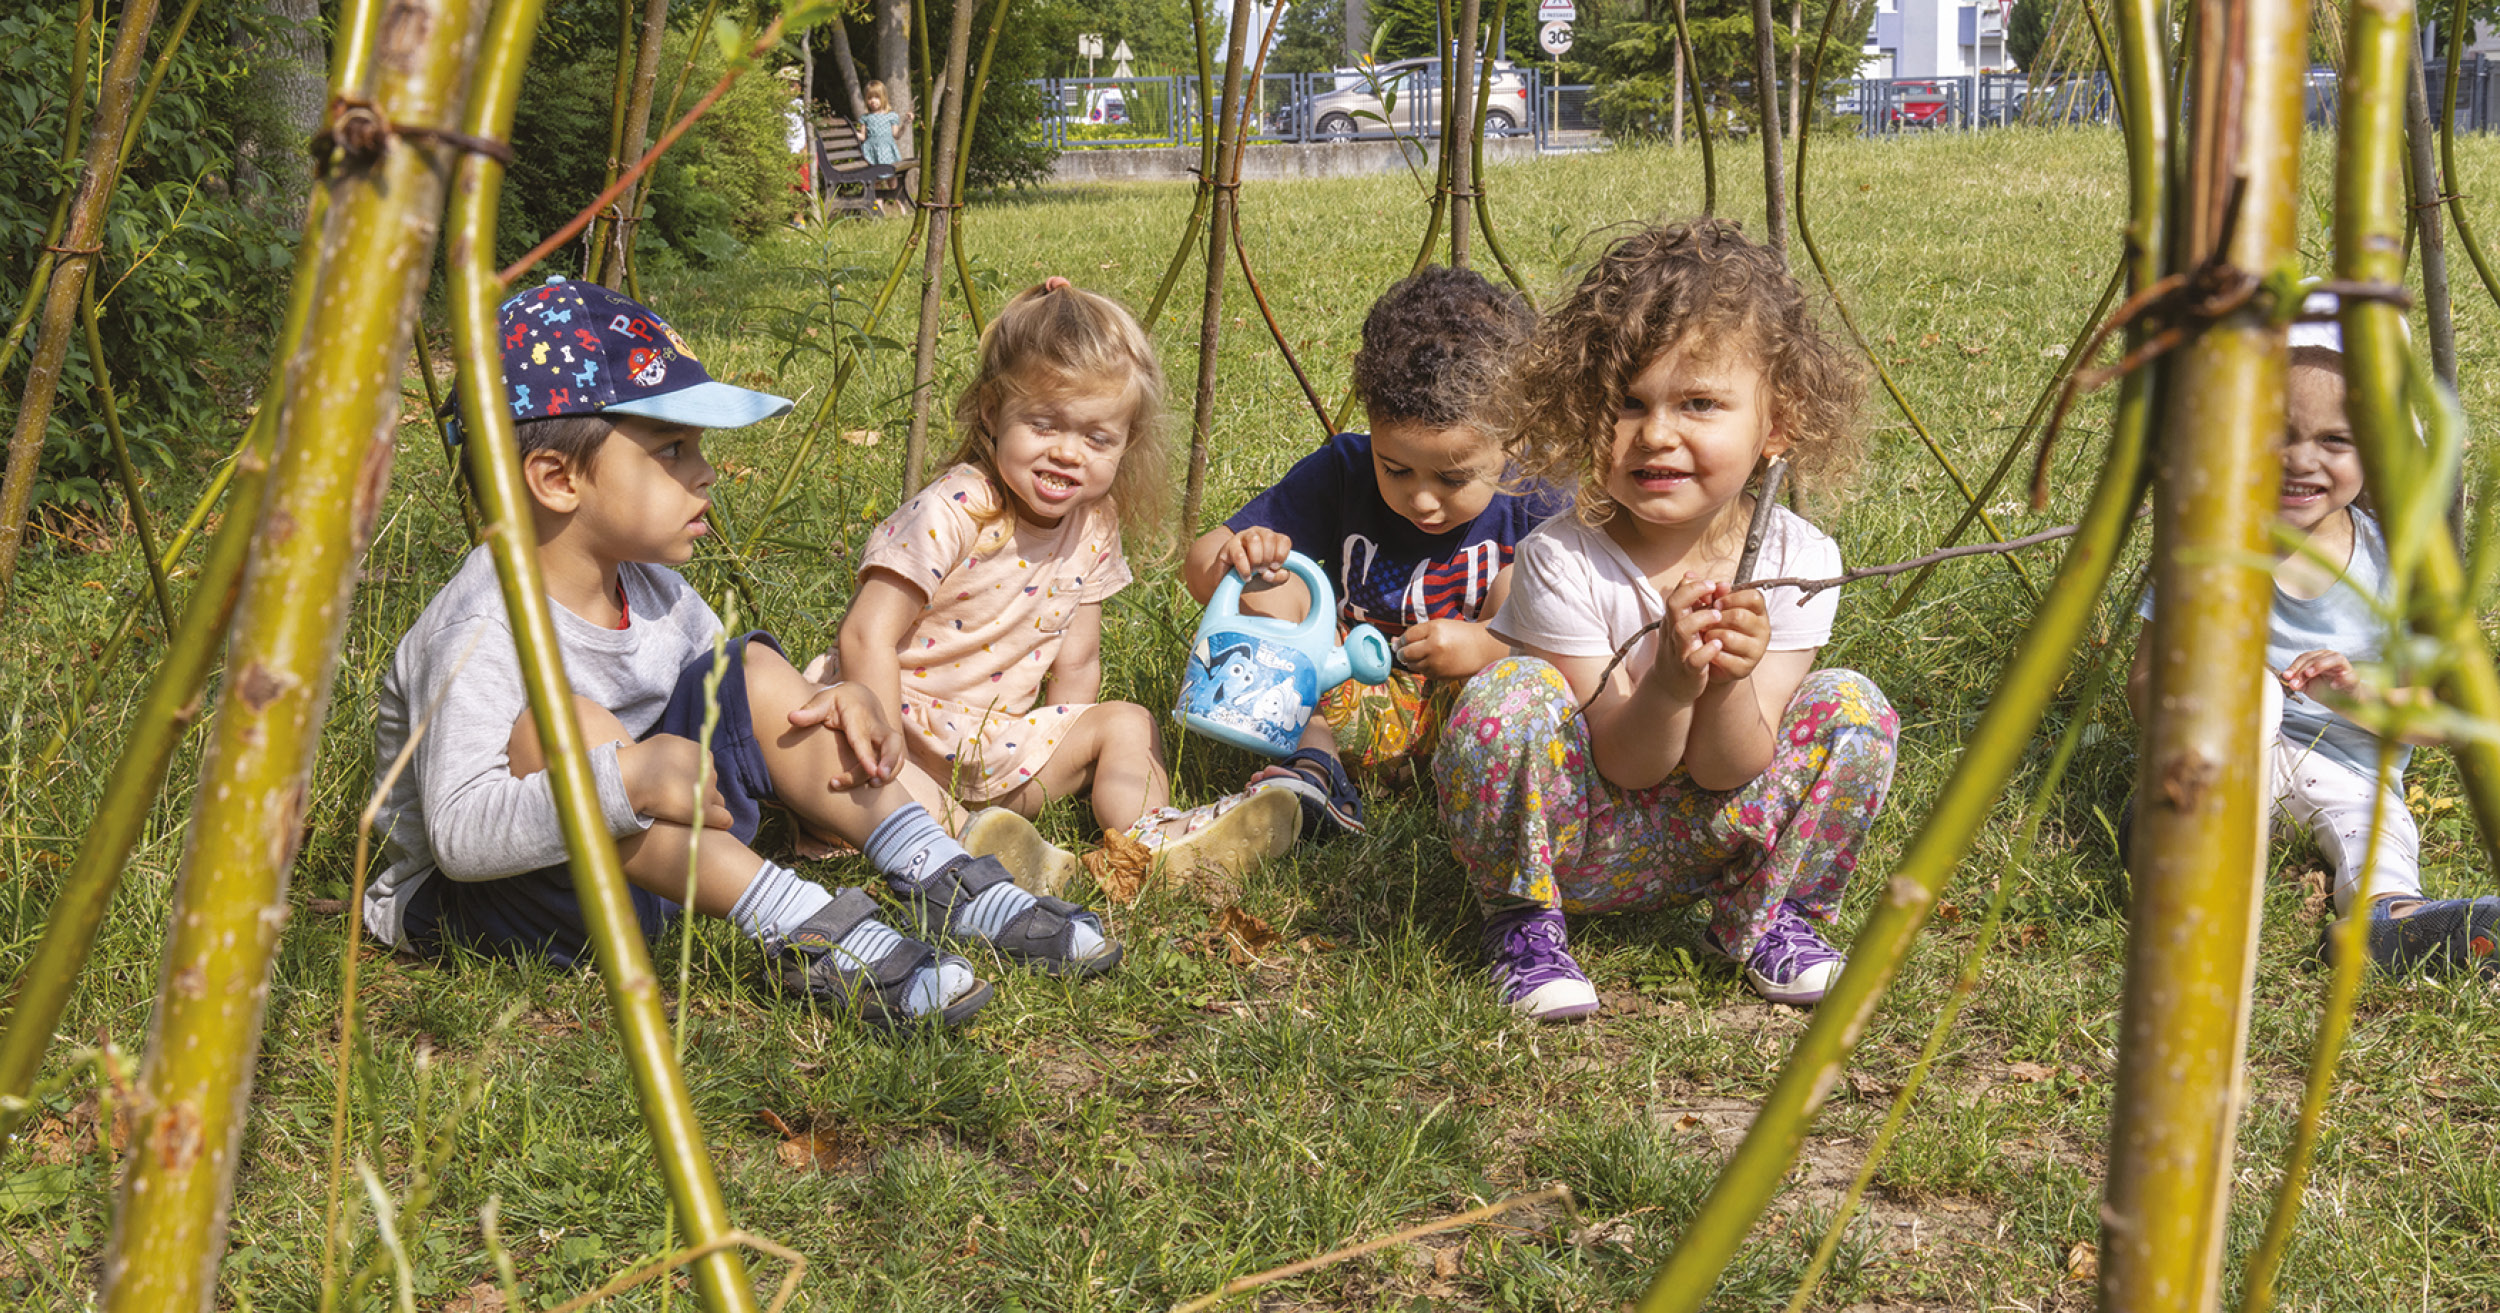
left=763, top=887, right=992, bottom=1028
left=900, top=855, right=1124, bottom=978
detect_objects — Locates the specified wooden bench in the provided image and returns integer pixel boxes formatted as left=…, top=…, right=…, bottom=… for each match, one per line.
left=814, top=113, right=919, bottom=215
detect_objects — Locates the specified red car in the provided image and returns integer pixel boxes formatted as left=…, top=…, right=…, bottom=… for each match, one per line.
left=1890, top=80, right=1952, bottom=128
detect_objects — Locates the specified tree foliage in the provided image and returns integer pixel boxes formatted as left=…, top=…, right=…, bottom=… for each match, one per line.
left=1270, top=0, right=1348, bottom=75
left=2006, top=0, right=2049, bottom=72
left=1563, top=0, right=1869, bottom=142
left=0, top=0, right=296, bottom=521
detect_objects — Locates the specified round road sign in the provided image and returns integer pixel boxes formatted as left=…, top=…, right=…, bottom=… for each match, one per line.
left=1538, top=20, right=1573, bottom=57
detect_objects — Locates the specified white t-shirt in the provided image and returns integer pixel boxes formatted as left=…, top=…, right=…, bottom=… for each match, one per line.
left=1490, top=507, right=1841, bottom=680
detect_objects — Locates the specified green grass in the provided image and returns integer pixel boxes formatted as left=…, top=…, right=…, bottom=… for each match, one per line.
left=9, top=125, right=2500, bottom=1310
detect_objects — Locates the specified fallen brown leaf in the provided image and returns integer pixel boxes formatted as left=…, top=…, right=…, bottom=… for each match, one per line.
left=2297, top=866, right=2332, bottom=923
left=1084, top=829, right=1153, bottom=904
left=1433, top=1247, right=1461, bottom=1279
left=2065, top=1239, right=2099, bottom=1282
left=839, top=428, right=881, bottom=447
left=444, top=1281, right=509, bottom=1313
left=305, top=897, right=348, bottom=916
left=756, top=1109, right=867, bottom=1173
left=1209, top=905, right=1281, bottom=966
left=2008, top=1060, right=2061, bottom=1083
left=1934, top=900, right=1963, bottom=925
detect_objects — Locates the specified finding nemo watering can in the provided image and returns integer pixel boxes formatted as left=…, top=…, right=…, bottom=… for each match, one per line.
left=1175, top=552, right=1395, bottom=757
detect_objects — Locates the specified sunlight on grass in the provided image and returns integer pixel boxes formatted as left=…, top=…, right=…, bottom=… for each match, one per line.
left=5, top=127, right=2500, bottom=1309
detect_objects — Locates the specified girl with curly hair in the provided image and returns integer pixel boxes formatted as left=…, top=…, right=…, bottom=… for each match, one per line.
left=1438, top=219, right=1900, bottom=1020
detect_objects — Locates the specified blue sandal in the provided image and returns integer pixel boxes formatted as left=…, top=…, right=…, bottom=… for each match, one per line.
left=1250, top=747, right=1367, bottom=841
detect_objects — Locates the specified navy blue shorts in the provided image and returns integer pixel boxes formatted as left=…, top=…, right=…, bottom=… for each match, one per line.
left=404, top=631, right=783, bottom=968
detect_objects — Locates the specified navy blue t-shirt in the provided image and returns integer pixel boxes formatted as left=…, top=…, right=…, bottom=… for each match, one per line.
left=1224, top=432, right=1570, bottom=636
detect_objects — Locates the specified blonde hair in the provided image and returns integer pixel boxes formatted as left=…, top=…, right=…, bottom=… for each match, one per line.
left=1496, top=218, right=1866, bottom=533
left=864, top=80, right=889, bottom=112
left=948, top=279, right=1171, bottom=554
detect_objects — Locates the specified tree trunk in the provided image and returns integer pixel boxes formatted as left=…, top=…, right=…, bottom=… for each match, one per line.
left=1185, top=0, right=1257, bottom=545
left=1671, top=30, right=1685, bottom=145
left=608, top=0, right=670, bottom=288
left=1449, top=0, right=1484, bottom=266
left=2098, top=1, right=2306, bottom=1308
left=902, top=0, right=979, bottom=491
left=827, top=8, right=870, bottom=120
left=877, top=0, right=915, bottom=124
left=1787, top=0, right=1803, bottom=150
left=94, top=0, right=492, bottom=1303
left=233, top=0, right=325, bottom=224
left=0, top=0, right=166, bottom=607
left=1750, top=0, right=1788, bottom=260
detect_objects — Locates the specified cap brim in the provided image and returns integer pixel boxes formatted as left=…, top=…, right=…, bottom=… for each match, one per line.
left=603, top=380, right=794, bottom=429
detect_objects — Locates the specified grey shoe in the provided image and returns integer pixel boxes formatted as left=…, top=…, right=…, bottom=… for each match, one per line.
left=762, top=888, right=992, bottom=1028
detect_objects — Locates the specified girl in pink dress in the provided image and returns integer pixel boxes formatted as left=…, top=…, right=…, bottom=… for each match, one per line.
left=815, top=278, right=1297, bottom=892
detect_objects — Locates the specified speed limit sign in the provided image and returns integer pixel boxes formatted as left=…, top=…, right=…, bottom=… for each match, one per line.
left=1538, top=20, right=1573, bottom=56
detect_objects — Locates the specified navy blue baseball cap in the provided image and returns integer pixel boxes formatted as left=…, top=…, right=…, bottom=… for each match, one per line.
left=447, top=276, right=792, bottom=442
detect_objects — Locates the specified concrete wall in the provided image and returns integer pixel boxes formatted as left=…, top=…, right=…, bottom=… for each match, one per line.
left=1045, top=135, right=1549, bottom=186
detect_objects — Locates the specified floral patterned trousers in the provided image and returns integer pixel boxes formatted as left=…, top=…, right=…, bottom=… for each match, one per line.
left=1434, top=657, right=1899, bottom=958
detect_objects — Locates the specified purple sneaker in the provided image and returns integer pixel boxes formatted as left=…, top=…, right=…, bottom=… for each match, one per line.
left=1711, top=902, right=1845, bottom=1005
left=1483, top=905, right=1601, bottom=1022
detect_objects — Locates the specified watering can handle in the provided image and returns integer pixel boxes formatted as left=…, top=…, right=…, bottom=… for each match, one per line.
left=1277, top=553, right=1340, bottom=647
left=1204, top=551, right=1340, bottom=639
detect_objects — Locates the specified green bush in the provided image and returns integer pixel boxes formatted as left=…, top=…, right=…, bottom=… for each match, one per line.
left=503, top=26, right=800, bottom=276
left=0, top=0, right=294, bottom=522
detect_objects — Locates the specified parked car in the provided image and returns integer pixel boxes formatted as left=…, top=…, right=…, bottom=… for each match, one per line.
left=1271, top=58, right=1534, bottom=141
left=1890, top=80, right=1952, bottom=128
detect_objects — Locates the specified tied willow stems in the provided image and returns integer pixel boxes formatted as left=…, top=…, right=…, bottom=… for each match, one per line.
left=445, top=0, right=763, bottom=1307
left=0, top=0, right=364, bottom=1124
left=1636, top=4, right=2169, bottom=1301
left=1182, top=0, right=1258, bottom=545
left=96, top=0, right=485, bottom=1302
left=2334, top=0, right=2500, bottom=874
left=2097, top=0, right=2306, bottom=1303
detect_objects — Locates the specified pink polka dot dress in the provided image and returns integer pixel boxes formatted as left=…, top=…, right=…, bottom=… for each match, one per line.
left=837, top=464, right=1132, bottom=801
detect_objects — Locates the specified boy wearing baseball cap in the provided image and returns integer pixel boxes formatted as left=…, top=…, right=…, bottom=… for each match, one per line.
left=365, top=279, right=1121, bottom=1028
left=2128, top=287, right=2498, bottom=976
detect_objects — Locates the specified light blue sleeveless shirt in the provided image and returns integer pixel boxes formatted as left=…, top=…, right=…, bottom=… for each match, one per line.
left=2269, top=509, right=2407, bottom=779
left=2138, top=508, right=2404, bottom=779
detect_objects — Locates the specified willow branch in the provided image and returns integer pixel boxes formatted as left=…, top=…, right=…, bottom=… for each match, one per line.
left=1143, top=0, right=1221, bottom=330
left=1791, top=0, right=2034, bottom=597
left=0, top=0, right=169, bottom=605
left=447, top=0, right=761, bottom=1306
left=1583, top=516, right=2097, bottom=713
left=96, top=0, right=481, bottom=1300
left=80, top=281, right=173, bottom=631
left=2439, top=0, right=2500, bottom=317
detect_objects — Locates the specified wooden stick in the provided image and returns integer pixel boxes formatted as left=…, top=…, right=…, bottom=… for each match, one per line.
left=1580, top=513, right=2109, bottom=715
left=1169, top=1186, right=1572, bottom=1313
left=1733, top=456, right=1788, bottom=586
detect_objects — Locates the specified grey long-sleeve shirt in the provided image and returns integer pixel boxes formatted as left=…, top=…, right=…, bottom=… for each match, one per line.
left=363, top=546, right=724, bottom=948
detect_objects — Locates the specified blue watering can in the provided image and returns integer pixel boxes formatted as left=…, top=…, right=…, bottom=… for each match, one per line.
left=1176, top=552, right=1395, bottom=757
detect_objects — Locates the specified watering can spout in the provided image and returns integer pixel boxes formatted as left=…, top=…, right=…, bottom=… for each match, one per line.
left=1174, top=552, right=1395, bottom=757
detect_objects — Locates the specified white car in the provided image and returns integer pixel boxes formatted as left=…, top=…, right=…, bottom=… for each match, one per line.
left=1274, top=58, right=1535, bottom=141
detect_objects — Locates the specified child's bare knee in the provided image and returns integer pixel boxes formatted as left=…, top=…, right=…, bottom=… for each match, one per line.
left=508, top=696, right=627, bottom=774
left=1096, top=701, right=1161, bottom=753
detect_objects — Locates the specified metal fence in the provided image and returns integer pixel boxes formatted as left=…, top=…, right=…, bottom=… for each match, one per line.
left=1033, top=62, right=2500, bottom=150
left=1032, top=68, right=1591, bottom=150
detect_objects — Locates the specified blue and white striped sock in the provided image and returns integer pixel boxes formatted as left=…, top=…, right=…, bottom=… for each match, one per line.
left=727, top=861, right=834, bottom=940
